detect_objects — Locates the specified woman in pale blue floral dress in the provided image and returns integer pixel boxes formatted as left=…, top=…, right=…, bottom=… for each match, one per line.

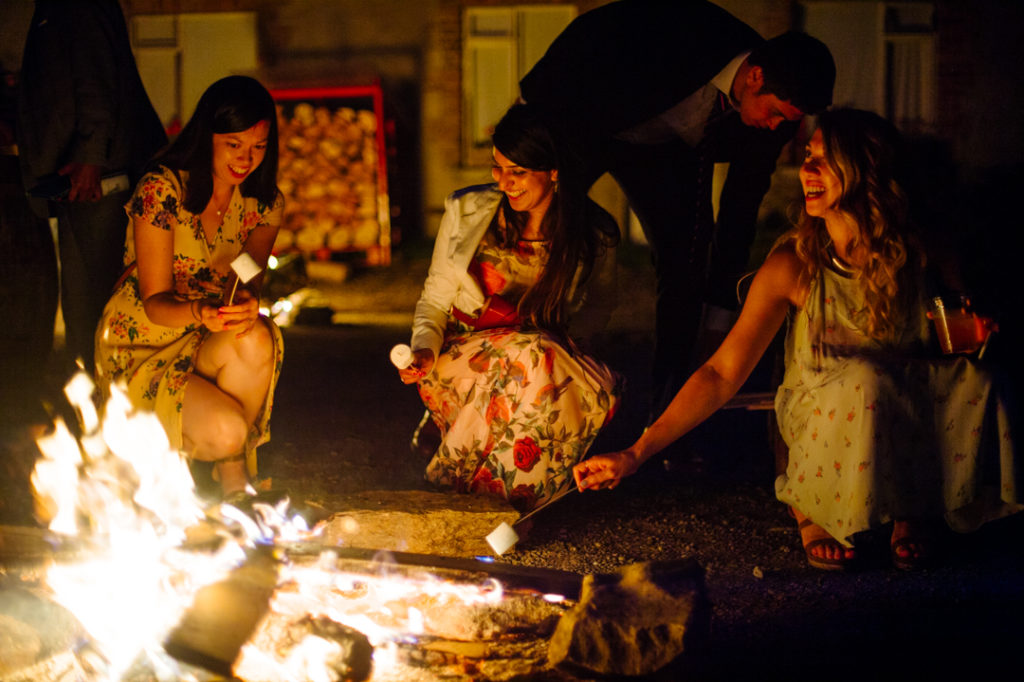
left=575, top=109, right=1019, bottom=571
left=95, top=77, right=284, bottom=498
left=397, top=104, right=621, bottom=513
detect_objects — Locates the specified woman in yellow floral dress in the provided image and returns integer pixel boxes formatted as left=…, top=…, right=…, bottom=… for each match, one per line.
left=398, top=104, right=621, bottom=513
left=95, top=76, right=284, bottom=498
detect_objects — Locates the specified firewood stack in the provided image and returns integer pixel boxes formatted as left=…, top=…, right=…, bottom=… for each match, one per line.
left=275, top=102, right=383, bottom=257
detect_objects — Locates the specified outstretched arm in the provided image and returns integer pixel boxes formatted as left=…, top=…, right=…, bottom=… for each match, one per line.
left=574, top=245, right=806, bottom=491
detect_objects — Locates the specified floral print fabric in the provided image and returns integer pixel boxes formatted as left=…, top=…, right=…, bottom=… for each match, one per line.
left=418, top=229, right=621, bottom=512
left=775, top=266, right=1019, bottom=546
left=94, top=167, right=285, bottom=476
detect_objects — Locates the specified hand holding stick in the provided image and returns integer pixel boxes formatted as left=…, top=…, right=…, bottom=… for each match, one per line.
left=390, top=344, right=414, bottom=369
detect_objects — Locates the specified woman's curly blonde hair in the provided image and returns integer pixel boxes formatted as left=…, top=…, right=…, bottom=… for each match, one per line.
left=790, top=108, right=921, bottom=342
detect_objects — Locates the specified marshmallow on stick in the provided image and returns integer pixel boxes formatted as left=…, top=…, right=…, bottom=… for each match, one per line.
left=486, top=522, right=519, bottom=556
left=389, top=344, right=414, bottom=369
left=227, top=253, right=262, bottom=305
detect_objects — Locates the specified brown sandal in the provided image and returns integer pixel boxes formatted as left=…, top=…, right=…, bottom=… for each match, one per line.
left=795, top=515, right=858, bottom=571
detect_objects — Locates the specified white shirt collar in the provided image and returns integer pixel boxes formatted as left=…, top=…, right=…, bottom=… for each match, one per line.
left=711, top=51, right=751, bottom=108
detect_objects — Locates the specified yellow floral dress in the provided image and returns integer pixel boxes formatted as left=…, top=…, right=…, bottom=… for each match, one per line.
left=775, top=265, right=1020, bottom=546
left=94, top=167, right=285, bottom=477
left=418, top=228, right=621, bottom=513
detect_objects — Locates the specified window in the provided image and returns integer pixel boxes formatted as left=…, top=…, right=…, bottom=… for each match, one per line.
left=132, top=12, right=259, bottom=132
left=802, top=1, right=936, bottom=134
left=462, top=4, right=576, bottom=166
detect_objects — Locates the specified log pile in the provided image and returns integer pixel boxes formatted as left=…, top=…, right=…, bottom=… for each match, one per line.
left=275, top=102, right=384, bottom=256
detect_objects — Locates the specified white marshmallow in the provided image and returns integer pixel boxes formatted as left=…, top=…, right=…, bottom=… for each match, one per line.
left=389, top=344, right=414, bottom=369
left=486, top=521, right=519, bottom=556
left=230, top=252, right=262, bottom=283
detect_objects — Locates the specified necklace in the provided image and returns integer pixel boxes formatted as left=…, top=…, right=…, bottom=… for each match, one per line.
left=824, top=239, right=857, bottom=277
left=211, top=192, right=231, bottom=218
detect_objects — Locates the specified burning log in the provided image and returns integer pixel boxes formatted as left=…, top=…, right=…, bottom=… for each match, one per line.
left=0, top=584, right=86, bottom=680
left=0, top=525, right=87, bottom=565
left=225, top=546, right=581, bottom=682
left=164, top=546, right=280, bottom=676
left=241, top=614, right=374, bottom=682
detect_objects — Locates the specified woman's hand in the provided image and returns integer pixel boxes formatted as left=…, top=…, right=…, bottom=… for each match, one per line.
left=195, top=288, right=261, bottom=337
left=573, top=450, right=640, bottom=491
left=398, top=349, right=435, bottom=384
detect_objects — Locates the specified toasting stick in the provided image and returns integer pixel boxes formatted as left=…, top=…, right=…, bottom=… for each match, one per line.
left=486, top=485, right=578, bottom=556
left=227, top=253, right=262, bottom=305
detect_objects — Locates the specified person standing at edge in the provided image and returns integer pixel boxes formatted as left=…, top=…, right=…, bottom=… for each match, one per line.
left=519, top=0, right=835, bottom=425
left=16, top=0, right=168, bottom=376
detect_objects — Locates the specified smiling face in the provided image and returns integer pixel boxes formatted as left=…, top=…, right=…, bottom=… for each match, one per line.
left=799, top=128, right=844, bottom=221
left=491, top=147, right=558, bottom=222
left=212, top=119, right=270, bottom=187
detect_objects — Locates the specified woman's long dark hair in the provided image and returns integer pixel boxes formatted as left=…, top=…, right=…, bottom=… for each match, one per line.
left=149, top=75, right=280, bottom=213
left=491, top=104, right=619, bottom=333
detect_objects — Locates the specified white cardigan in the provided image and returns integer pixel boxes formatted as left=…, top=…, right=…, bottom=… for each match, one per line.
left=410, top=184, right=618, bottom=359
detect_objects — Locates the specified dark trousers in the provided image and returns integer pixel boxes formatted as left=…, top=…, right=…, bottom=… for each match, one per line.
left=51, top=187, right=131, bottom=375
left=579, top=138, right=714, bottom=421
left=1, top=168, right=58, bottom=424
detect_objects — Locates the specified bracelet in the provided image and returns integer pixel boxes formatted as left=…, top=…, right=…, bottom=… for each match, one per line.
left=190, top=299, right=201, bottom=322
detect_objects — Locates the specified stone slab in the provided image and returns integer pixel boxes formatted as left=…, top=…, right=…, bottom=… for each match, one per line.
left=318, top=490, right=520, bottom=558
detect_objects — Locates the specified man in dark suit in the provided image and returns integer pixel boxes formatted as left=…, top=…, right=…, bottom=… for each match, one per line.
left=519, top=0, right=835, bottom=422
left=17, top=0, right=167, bottom=375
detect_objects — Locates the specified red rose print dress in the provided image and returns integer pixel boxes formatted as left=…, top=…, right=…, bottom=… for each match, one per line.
left=418, top=228, right=621, bottom=512
left=94, top=167, right=285, bottom=478
left=775, top=265, right=1020, bottom=546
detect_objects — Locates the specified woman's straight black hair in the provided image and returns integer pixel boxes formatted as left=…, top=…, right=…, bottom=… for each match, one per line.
left=149, top=75, right=280, bottom=213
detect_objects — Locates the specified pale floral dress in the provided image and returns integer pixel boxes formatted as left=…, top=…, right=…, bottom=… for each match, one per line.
left=775, top=264, right=1020, bottom=546
left=418, top=229, right=621, bottom=513
left=94, top=167, right=285, bottom=477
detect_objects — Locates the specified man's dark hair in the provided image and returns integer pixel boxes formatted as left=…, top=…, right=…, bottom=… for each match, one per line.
left=748, top=31, right=835, bottom=114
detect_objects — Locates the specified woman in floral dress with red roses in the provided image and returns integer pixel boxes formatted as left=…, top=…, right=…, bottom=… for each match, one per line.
left=398, top=104, right=621, bottom=513
left=94, top=76, right=284, bottom=500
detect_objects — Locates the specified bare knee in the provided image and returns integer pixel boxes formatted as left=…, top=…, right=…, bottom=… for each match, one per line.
left=195, top=321, right=274, bottom=376
left=188, top=408, right=249, bottom=460
left=231, top=319, right=275, bottom=371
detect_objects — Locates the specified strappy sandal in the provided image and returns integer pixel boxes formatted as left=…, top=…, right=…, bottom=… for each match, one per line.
left=792, top=510, right=858, bottom=571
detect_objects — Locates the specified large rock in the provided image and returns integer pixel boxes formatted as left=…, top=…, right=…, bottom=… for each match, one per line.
left=547, top=559, right=710, bottom=677
left=318, top=490, right=519, bottom=558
